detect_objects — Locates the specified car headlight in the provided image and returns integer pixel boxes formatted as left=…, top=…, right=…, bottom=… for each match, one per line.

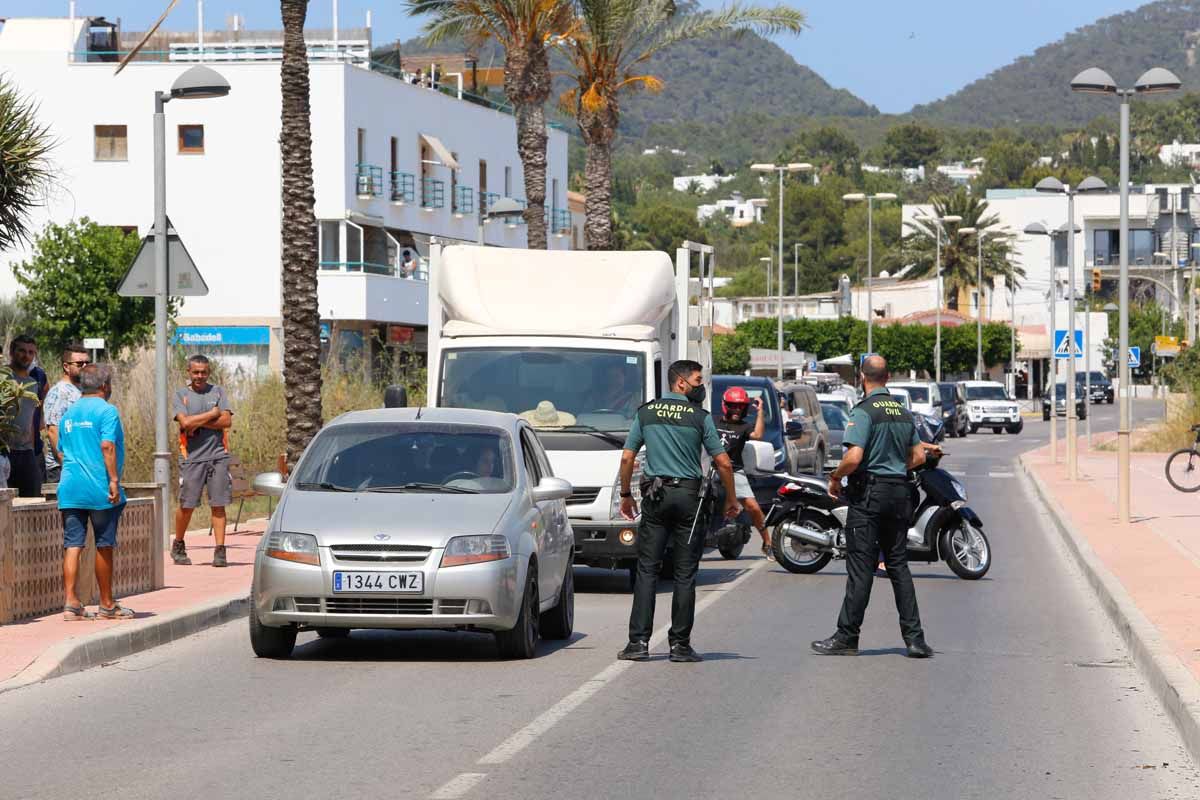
left=441, top=534, right=511, bottom=567
left=266, top=531, right=320, bottom=566
left=610, top=452, right=645, bottom=519
left=950, top=479, right=968, bottom=501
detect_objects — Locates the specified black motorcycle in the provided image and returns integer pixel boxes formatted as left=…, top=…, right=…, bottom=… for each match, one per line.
left=765, top=451, right=991, bottom=580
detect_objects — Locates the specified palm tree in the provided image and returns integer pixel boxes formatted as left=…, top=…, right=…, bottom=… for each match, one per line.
left=407, top=0, right=575, bottom=250
left=897, top=191, right=1023, bottom=311
left=0, top=76, right=54, bottom=252
left=557, top=0, right=804, bottom=250
left=279, top=0, right=322, bottom=465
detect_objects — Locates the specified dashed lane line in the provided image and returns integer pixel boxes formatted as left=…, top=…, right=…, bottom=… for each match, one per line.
left=430, top=773, right=487, bottom=800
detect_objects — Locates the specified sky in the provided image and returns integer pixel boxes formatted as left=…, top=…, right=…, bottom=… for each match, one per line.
left=2, top=0, right=1150, bottom=112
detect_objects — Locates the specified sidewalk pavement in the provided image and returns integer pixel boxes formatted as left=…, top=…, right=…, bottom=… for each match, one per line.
left=1021, top=442, right=1200, bottom=763
left=0, top=523, right=262, bottom=694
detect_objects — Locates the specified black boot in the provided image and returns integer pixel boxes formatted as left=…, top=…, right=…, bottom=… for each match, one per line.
left=617, top=640, right=649, bottom=661
left=905, top=637, right=934, bottom=658
left=811, top=635, right=858, bottom=656
left=669, top=643, right=703, bottom=663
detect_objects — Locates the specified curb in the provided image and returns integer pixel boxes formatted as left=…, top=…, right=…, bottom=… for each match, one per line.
left=1018, top=455, right=1200, bottom=765
left=0, top=592, right=249, bottom=696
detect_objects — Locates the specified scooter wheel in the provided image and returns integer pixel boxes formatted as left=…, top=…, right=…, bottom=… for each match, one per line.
left=772, top=514, right=834, bottom=575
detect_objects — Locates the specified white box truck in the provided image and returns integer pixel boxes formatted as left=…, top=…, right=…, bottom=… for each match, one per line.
left=426, top=243, right=714, bottom=580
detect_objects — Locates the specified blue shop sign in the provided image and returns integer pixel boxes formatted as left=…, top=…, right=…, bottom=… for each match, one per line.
left=174, top=326, right=271, bottom=347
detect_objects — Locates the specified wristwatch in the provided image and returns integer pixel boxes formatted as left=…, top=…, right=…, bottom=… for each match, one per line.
left=619, top=490, right=633, bottom=498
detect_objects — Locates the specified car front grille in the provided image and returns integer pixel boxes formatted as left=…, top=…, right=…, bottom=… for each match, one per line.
left=437, top=599, right=468, bottom=614
left=566, top=486, right=601, bottom=506
left=294, top=597, right=321, bottom=613
left=330, top=544, right=431, bottom=563
left=326, top=597, right=436, bottom=615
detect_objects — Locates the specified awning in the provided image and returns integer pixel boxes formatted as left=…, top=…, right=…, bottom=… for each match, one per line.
left=819, top=354, right=854, bottom=366
left=420, top=133, right=460, bottom=170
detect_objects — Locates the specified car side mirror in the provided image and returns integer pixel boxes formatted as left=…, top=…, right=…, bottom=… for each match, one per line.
left=253, top=471, right=287, bottom=498
left=743, top=441, right=776, bottom=476
left=785, top=420, right=806, bottom=438
left=532, top=476, right=572, bottom=503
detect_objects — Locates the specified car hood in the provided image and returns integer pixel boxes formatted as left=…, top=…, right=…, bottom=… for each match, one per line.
left=541, top=448, right=622, bottom=488
left=276, top=490, right=516, bottom=547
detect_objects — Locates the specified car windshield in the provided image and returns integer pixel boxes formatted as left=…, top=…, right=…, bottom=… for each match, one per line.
left=965, top=385, right=1008, bottom=401
left=937, top=384, right=958, bottom=403
left=440, top=348, right=644, bottom=432
left=897, top=386, right=928, bottom=403
left=293, top=422, right=515, bottom=494
left=1052, top=384, right=1073, bottom=399
left=821, top=404, right=848, bottom=431
left=888, top=389, right=912, bottom=409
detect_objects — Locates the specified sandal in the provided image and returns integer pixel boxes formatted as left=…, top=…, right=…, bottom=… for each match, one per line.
left=63, top=604, right=95, bottom=621
left=762, top=542, right=774, bottom=561
left=97, top=604, right=134, bottom=620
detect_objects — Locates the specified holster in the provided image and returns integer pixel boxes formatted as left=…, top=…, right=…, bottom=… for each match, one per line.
left=640, top=476, right=667, bottom=504
left=845, top=474, right=868, bottom=505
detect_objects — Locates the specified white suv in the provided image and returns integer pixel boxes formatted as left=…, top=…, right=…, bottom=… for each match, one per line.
left=959, top=380, right=1023, bottom=434
left=887, top=381, right=942, bottom=421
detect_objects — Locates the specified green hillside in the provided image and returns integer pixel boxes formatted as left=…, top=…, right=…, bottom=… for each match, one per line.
left=912, top=0, right=1200, bottom=126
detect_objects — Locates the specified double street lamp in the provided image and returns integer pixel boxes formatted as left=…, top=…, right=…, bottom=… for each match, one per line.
left=843, top=192, right=898, bottom=354
left=1071, top=65, right=1181, bottom=522
left=916, top=212, right=962, bottom=381
left=752, top=162, right=813, bottom=379
left=153, top=66, right=231, bottom=547
left=1034, top=175, right=1107, bottom=481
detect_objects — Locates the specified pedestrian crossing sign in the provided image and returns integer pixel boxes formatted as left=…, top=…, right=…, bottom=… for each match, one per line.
left=1128, top=346, right=1141, bottom=368
left=1053, top=329, right=1083, bottom=359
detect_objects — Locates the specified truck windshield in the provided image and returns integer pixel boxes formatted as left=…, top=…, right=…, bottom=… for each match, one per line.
left=964, top=385, right=1007, bottom=401
left=440, top=348, right=645, bottom=432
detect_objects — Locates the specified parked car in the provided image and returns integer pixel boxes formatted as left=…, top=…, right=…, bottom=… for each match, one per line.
left=1076, top=370, right=1114, bottom=404
left=817, top=392, right=853, bottom=418
left=1042, top=383, right=1088, bottom=421
left=713, top=375, right=796, bottom=473
left=819, top=402, right=849, bottom=467
left=887, top=381, right=943, bottom=420
left=776, top=380, right=832, bottom=474
left=888, top=386, right=912, bottom=410
left=937, top=381, right=970, bottom=438
left=247, top=408, right=576, bottom=660
left=960, top=380, right=1023, bottom=434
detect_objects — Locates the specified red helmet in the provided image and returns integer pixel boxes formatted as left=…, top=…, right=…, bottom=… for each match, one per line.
left=722, top=386, right=750, bottom=417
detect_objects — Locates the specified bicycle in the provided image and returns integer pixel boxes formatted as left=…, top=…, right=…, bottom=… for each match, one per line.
left=1165, top=424, right=1200, bottom=493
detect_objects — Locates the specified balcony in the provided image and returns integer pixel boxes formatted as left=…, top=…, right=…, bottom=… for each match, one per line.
left=355, top=164, right=382, bottom=199
left=479, top=192, right=500, bottom=220
left=421, top=178, right=445, bottom=211
left=549, top=208, right=571, bottom=236
left=453, top=186, right=474, bottom=218
left=390, top=171, right=415, bottom=205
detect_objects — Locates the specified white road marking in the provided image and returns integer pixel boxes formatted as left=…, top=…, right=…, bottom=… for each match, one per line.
left=988, top=471, right=1015, bottom=478
left=475, top=558, right=769, bottom=768
left=431, top=773, right=487, bottom=799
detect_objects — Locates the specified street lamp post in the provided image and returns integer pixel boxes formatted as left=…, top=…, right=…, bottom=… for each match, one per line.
left=1072, top=65, right=1181, bottom=522
left=793, top=242, right=805, bottom=299
left=1191, top=242, right=1200, bottom=344
left=760, top=256, right=772, bottom=301
left=153, top=66, right=230, bottom=549
left=1025, top=221, right=1062, bottom=463
left=753, top=162, right=813, bottom=380
left=917, top=212, right=962, bottom=381
left=843, top=193, right=897, bottom=354
left=957, top=226, right=986, bottom=380
left=1035, top=175, right=1106, bottom=480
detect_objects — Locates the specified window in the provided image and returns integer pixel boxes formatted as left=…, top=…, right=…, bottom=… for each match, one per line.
left=94, top=125, right=127, bottom=161
left=177, top=124, right=204, bottom=154
left=479, top=159, right=488, bottom=195
left=654, top=358, right=662, bottom=399
left=1093, top=229, right=1156, bottom=266
left=390, top=136, right=397, bottom=174
left=551, top=178, right=559, bottom=212
left=520, top=430, right=542, bottom=483
left=504, top=166, right=512, bottom=197
left=356, top=128, right=366, bottom=165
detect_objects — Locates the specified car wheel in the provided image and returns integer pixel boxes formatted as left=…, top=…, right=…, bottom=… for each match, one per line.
left=541, top=560, right=574, bottom=640
left=316, top=627, right=350, bottom=639
left=249, top=590, right=296, bottom=659
left=814, top=447, right=825, bottom=474
left=969, top=424, right=979, bottom=434
left=495, top=564, right=539, bottom=659
left=1006, top=419, right=1023, bottom=434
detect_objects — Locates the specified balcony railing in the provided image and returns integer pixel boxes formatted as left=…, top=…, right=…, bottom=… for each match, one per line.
left=548, top=208, right=571, bottom=234
left=479, top=192, right=500, bottom=219
left=355, top=164, right=382, bottom=198
left=390, top=171, right=415, bottom=204
left=453, top=185, right=474, bottom=217
left=421, top=178, right=445, bottom=210
left=319, top=260, right=428, bottom=281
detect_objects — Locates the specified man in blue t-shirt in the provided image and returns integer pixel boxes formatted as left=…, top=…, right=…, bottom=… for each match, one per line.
left=58, top=365, right=132, bottom=621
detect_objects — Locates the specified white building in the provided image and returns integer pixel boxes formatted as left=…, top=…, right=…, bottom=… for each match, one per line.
left=672, top=173, right=733, bottom=193
left=696, top=192, right=766, bottom=226
left=1159, top=140, right=1200, bottom=168
left=936, top=161, right=983, bottom=185
left=0, top=12, right=571, bottom=376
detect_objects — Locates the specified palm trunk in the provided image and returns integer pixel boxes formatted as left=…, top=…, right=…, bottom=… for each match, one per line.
left=504, top=43, right=551, bottom=250
left=579, top=104, right=617, bottom=251
left=279, top=0, right=322, bottom=467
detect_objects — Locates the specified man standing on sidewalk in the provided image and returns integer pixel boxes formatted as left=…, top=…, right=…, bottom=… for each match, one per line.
left=59, top=365, right=132, bottom=620
left=171, top=355, right=234, bottom=568
left=7, top=335, right=44, bottom=497
left=43, top=343, right=88, bottom=483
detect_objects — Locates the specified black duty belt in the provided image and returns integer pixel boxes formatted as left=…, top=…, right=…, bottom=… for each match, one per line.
left=645, top=476, right=702, bottom=492
left=864, top=474, right=909, bottom=485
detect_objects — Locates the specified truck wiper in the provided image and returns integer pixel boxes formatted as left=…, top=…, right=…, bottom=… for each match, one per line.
left=365, top=482, right=480, bottom=494
left=296, top=481, right=355, bottom=492
left=558, top=425, right=627, bottom=446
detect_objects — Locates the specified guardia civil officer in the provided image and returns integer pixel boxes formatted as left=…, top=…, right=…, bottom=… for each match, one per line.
left=617, top=360, right=740, bottom=663
left=812, top=355, right=934, bottom=659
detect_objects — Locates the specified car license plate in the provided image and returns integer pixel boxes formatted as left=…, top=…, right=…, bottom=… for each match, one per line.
left=986, top=417, right=1004, bottom=423
left=332, top=571, right=423, bottom=593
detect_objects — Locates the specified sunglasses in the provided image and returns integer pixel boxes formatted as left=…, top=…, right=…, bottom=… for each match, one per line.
left=65, top=360, right=91, bottom=367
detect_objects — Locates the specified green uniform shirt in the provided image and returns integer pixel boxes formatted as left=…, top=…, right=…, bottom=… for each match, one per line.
left=843, top=387, right=920, bottom=478
left=623, top=392, right=725, bottom=479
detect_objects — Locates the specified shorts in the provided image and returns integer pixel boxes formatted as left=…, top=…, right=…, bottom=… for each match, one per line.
left=732, top=470, right=753, bottom=499
left=179, top=457, right=233, bottom=509
left=62, top=505, right=125, bottom=549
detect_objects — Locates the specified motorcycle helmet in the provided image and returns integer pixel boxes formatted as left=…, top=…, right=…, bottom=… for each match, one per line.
left=722, top=386, right=750, bottom=418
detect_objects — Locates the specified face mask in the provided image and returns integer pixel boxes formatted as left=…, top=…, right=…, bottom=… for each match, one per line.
left=685, top=384, right=706, bottom=404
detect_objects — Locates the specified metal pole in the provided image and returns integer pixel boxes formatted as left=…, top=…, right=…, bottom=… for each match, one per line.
left=1010, top=265, right=1016, bottom=397
left=867, top=197, right=874, bottom=355
left=153, top=92, right=172, bottom=551
left=976, top=232, right=983, bottom=380
left=1067, top=189, right=1078, bottom=480
left=1085, top=277, right=1092, bottom=448
left=777, top=168, right=784, bottom=380
left=1117, top=94, right=1132, bottom=523
left=793, top=243, right=799, bottom=299
left=935, top=226, right=942, bottom=382
left=1191, top=242, right=1198, bottom=345
left=1050, top=255, right=1058, bottom=465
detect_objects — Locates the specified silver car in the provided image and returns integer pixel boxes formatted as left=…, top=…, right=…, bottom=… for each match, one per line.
left=248, top=408, right=575, bottom=660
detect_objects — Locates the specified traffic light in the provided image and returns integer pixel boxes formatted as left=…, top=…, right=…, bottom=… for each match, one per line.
left=1091, top=267, right=1102, bottom=293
